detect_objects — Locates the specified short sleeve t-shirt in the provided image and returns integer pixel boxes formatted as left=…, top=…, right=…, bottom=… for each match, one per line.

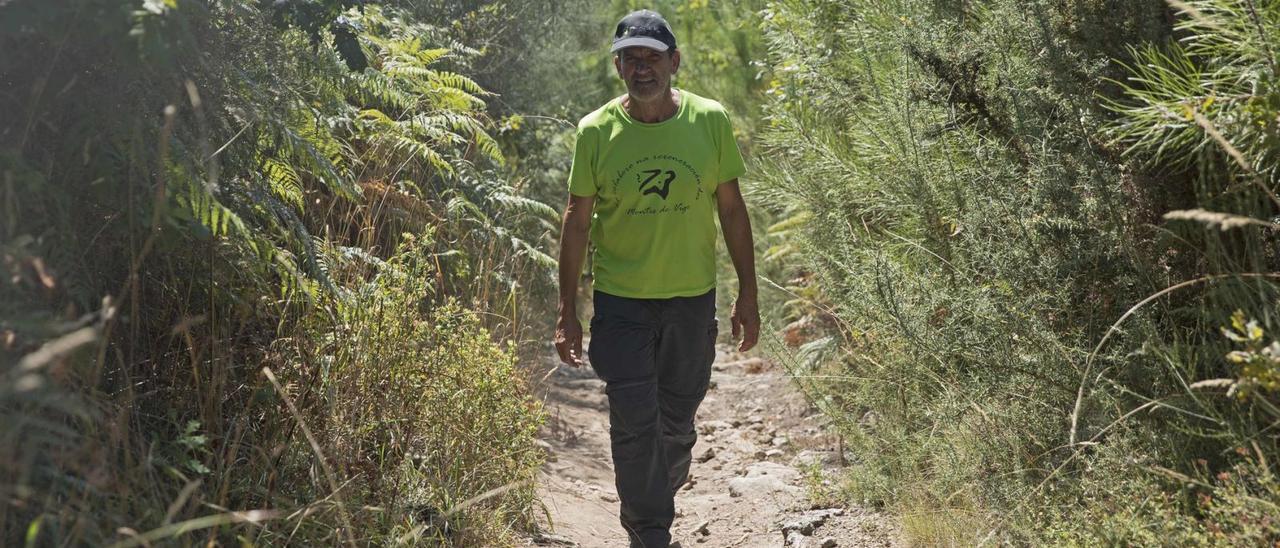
left=568, top=89, right=746, bottom=299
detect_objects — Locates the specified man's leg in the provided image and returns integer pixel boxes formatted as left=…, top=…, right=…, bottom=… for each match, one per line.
left=655, top=290, right=717, bottom=494
left=588, top=291, right=673, bottom=548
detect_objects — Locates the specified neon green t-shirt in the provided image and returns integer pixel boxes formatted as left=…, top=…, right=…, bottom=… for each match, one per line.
left=568, top=89, right=746, bottom=299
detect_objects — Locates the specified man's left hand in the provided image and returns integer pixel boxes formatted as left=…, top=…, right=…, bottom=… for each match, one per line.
left=730, top=293, right=760, bottom=352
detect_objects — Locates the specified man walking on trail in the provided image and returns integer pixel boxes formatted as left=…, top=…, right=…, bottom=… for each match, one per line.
left=553, top=9, right=760, bottom=548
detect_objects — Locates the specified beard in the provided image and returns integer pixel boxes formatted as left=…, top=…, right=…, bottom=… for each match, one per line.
left=625, top=78, right=669, bottom=102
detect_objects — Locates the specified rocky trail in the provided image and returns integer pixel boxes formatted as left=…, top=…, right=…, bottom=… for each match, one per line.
left=526, top=345, right=899, bottom=548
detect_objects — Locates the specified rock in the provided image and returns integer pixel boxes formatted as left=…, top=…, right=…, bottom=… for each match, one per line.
left=747, top=414, right=764, bottom=424
left=535, top=439, right=557, bottom=462
left=782, top=518, right=817, bottom=536
left=531, top=531, right=577, bottom=546
left=693, top=520, right=711, bottom=536
left=599, top=491, right=618, bottom=502
left=820, top=538, right=837, bottom=548
left=784, top=529, right=810, bottom=547
left=783, top=316, right=815, bottom=347
left=748, top=423, right=766, bottom=432
left=791, top=450, right=836, bottom=468
left=765, top=449, right=784, bottom=458
left=695, top=447, right=716, bottom=463
left=749, top=461, right=798, bottom=477
left=560, top=378, right=594, bottom=389
left=859, top=410, right=879, bottom=427
left=743, top=358, right=768, bottom=374
left=698, top=420, right=731, bottom=434
left=780, top=508, right=845, bottom=537
left=728, top=462, right=802, bottom=498
left=772, top=436, right=789, bottom=447
left=716, top=357, right=766, bottom=372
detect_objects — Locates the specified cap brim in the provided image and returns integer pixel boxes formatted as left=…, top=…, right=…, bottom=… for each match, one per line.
left=610, top=37, right=670, bottom=53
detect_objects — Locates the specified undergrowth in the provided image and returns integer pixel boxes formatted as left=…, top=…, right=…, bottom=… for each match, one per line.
left=1, top=0, right=557, bottom=544
left=755, top=0, right=1280, bottom=543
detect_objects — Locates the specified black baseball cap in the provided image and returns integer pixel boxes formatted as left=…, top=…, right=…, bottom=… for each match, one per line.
left=611, top=9, right=677, bottom=53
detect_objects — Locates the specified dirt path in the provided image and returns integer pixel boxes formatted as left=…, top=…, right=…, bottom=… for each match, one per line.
left=526, top=344, right=898, bottom=547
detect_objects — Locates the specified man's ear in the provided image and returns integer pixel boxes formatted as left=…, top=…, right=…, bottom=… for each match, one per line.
left=671, top=50, right=681, bottom=74
left=613, top=54, right=623, bottom=78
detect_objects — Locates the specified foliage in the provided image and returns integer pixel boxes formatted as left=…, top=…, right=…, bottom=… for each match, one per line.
left=754, top=0, right=1280, bottom=543
left=1, top=0, right=551, bottom=544
left=1106, top=0, right=1280, bottom=180
left=1223, top=310, right=1280, bottom=400
left=269, top=237, right=544, bottom=545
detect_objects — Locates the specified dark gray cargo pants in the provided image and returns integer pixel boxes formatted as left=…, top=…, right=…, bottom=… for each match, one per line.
left=588, top=289, right=718, bottom=548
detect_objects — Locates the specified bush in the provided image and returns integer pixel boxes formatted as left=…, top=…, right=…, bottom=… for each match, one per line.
left=265, top=237, right=544, bottom=545
left=1, top=1, right=549, bottom=544
left=754, top=0, right=1280, bottom=543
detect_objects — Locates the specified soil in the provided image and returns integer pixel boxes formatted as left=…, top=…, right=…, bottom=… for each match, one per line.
left=525, top=344, right=899, bottom=548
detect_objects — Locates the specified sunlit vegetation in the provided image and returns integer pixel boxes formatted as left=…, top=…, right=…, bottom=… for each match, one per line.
left=2, top=0, right=563, bottom=544
left=754, top=0, right=1280, bottom=543
left=4, top=0, right=1279, bottom=545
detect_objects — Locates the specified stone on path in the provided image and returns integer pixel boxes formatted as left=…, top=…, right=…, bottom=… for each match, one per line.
left=693, top=520, right=710, bottom=536
left=780, top=508, right=846, bottom=536
left=790, top=449, right=837, bottom=468
left=695, top=446, right=716, bottom=463
left=728, top=462, right=802, bottom=498
left=712, top=357, right=766, bottom=372
left=785, top=529, right=810, bottom=547
left=698, top=420, right=731, bottom=434
left=531, top=531, right=577, bottom=546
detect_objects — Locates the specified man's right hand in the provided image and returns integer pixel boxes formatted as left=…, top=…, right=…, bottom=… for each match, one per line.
left=554, top=315, right=585, bottom=367
left=556, top=193, right=594, bottom=368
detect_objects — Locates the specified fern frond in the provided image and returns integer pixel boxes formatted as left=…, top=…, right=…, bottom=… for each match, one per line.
left=490, top=192, right=557, bottom=222
left=264, top=158, right=304, bottom=209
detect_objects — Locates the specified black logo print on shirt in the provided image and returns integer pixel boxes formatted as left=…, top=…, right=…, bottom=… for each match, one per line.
left=640, top=169, right=676, bottom=199
left=611, top=154, right=705, bottom=216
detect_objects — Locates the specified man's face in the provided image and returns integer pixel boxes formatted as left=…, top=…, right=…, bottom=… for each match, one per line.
left=614, top=46, right=680, bottom=102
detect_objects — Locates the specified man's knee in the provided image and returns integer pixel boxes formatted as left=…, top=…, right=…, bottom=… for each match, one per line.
left=606, top=380, right=661, bottom=447
left=658, top=388, right=703, bottom=432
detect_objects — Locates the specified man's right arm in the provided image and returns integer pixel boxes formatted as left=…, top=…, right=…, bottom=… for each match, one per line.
left=555, top=193, right=595, bottom=367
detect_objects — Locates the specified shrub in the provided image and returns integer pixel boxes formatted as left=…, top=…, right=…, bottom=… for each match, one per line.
left=754, top=0, right=1280, bottom=542
left=1, top=1, right=549, bottom=544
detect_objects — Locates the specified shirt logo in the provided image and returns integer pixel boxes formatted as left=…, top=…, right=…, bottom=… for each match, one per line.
left=639, top=169, right=676, bottom=200
left=611, top=154, right=705, bottom=215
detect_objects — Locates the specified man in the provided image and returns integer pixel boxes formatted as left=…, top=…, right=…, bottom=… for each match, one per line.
left=553, top=9, right=760, bottom=548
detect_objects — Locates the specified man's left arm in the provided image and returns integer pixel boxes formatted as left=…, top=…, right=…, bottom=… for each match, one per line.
left=715, top=179, right=759, bottom=351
